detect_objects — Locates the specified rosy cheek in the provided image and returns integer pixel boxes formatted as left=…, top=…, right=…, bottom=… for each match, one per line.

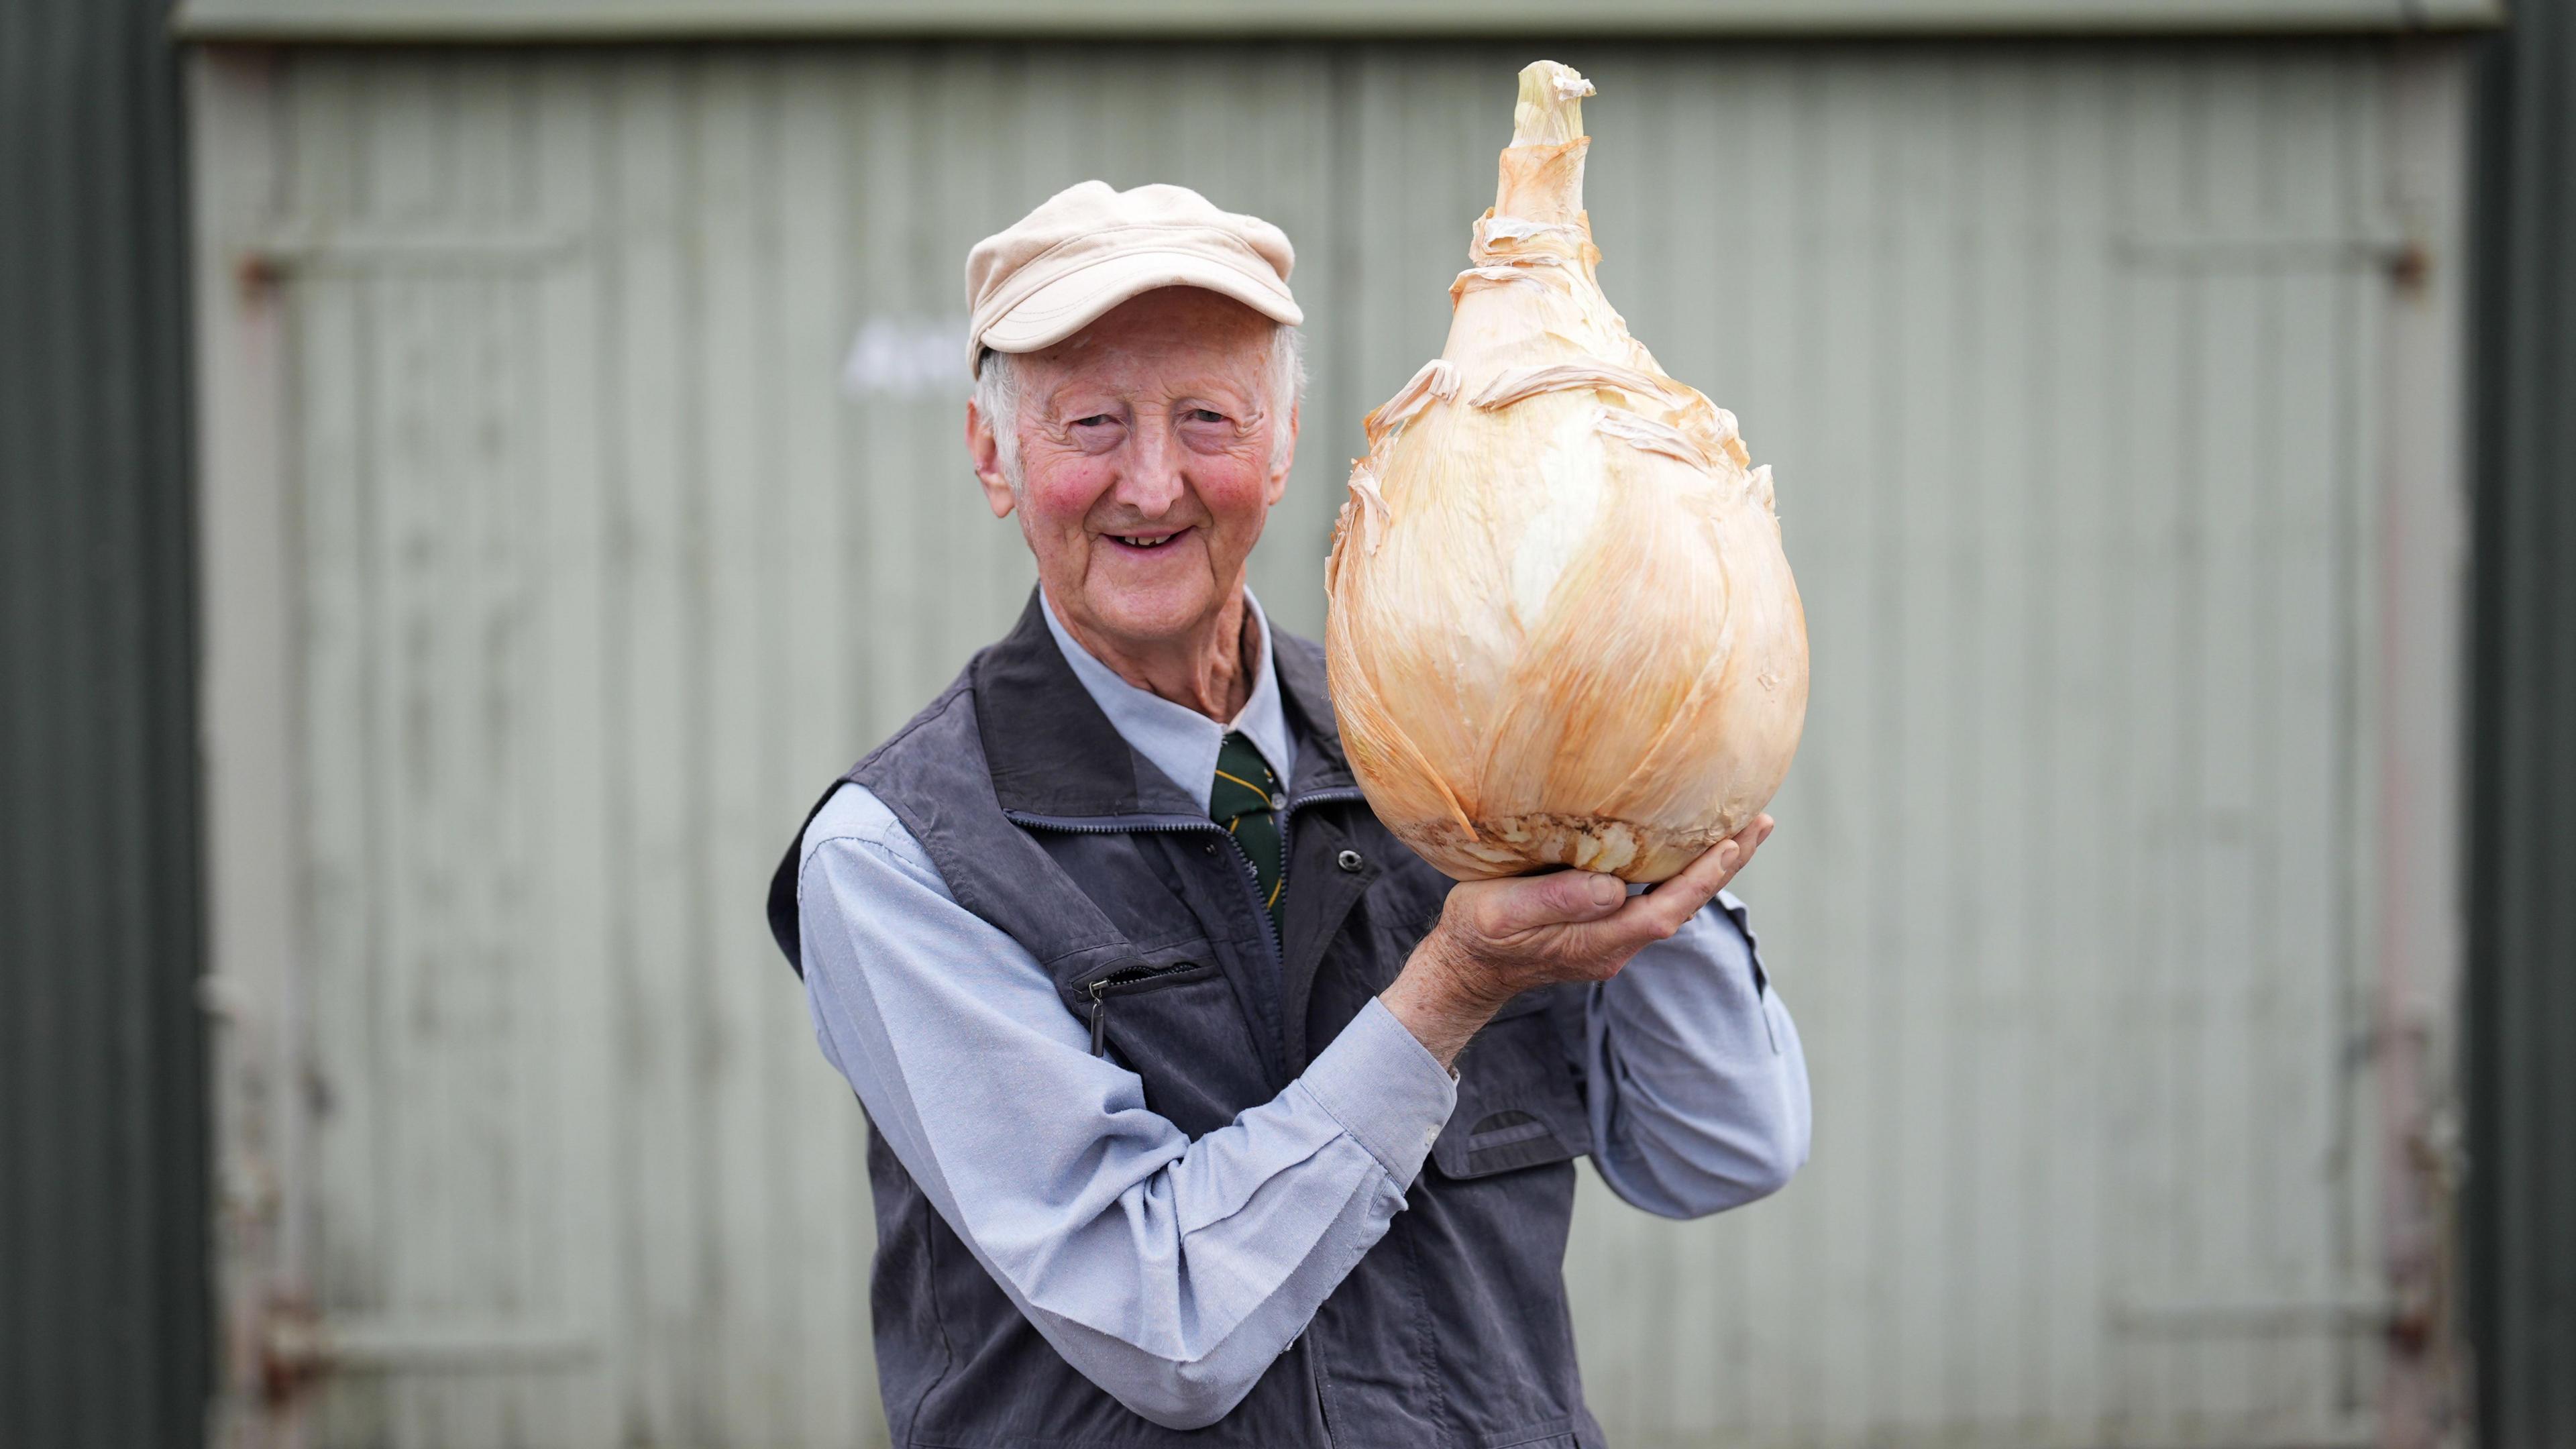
left=1199, top=460, right=1272, bottom=519
left=1022, top=458, right=1115, bottom=532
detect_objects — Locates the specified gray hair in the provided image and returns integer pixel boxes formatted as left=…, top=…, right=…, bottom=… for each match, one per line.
left=973, top=323, right=1307, bottom=484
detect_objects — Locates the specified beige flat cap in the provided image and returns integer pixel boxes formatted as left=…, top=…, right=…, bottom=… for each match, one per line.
left=964, top=180, right=1303, bottom=376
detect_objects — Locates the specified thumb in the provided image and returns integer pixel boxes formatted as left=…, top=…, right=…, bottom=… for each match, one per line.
left=1487, top=869, right=1627, bottom=935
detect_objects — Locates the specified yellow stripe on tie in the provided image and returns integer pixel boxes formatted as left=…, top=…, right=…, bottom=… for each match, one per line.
left=1267, top=877, right=1283, bottom=908
left=1213, top=767, right=1270, bottom=798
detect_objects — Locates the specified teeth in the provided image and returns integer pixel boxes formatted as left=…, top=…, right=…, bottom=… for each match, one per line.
left=1118, top=534, right=1171, bottom=547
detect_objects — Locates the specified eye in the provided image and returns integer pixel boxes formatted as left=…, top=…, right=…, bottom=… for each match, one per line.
left=1185, top=408, right=1227, bottom=425
left=1071, top=414, right=1118, bottom=429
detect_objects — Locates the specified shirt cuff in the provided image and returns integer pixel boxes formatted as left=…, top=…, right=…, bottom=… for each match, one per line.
left=1298, top=997, right=1458, bottom=1183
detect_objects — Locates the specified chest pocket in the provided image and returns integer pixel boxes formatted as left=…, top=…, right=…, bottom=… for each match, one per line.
left=1075, top=941, right=1272, bottom=1140
left=1430, top=989, right=1592, bottom=1178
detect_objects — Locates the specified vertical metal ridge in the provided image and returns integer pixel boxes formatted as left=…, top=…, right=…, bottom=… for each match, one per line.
left=0, top=0, right=207, bottom=1446
left=2468, top=0, right=2576, bottom=1440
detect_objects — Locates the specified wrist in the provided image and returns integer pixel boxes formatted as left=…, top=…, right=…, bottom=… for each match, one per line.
left=1381, top=923, right=1509, bottom=1069
left=1415, top=922, right=1515, bottom=1014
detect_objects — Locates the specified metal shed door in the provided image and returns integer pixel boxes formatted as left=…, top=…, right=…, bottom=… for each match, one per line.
left=194, top=38, right=2465, bottom=1449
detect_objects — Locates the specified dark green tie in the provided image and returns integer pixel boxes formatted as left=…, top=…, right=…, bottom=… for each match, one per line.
left=1212, top=731, right=1285, bottom=934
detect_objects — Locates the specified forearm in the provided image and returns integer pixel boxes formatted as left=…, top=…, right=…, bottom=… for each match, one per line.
left=798, top=799, right=1456, bottom=1425
left=1379, top=865, right=1644, bottom=1067
left=1014, top=1173, right=1407, bottom=1426
left=1377, top=924, right=1512, bottom=1069
left=832, top=996, right=1448, bottom=1427
left=1586, top=893, right=1811, bottom=1218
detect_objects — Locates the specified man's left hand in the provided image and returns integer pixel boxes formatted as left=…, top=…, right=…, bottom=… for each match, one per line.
left=1381, top=814, right=1777, bottom=1069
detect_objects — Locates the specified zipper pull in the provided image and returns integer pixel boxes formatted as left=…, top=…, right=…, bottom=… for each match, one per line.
left=1089, top=979, right=1110, bottom=1057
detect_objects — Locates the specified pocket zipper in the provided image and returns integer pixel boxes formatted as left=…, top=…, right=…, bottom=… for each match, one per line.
left=1085, top=962, right=1202, bottom=1057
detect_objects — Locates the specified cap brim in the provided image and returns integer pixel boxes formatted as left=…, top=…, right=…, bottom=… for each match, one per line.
left=974, top=248, right=1303, bottom=371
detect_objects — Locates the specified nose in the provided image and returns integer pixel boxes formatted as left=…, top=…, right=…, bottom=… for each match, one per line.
left=1113, top=416, right=1187, bottom=519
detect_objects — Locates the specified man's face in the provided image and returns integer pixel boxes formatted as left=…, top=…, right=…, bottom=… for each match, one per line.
left=969, top=288, right=1296, bottom=652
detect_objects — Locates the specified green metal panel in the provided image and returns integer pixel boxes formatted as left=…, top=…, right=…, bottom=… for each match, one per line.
left=195, top=39, right=2467, bottom=1447
left=169, top=0, right=2507, bottom=41
left=0, top=0, right=209, bottom=1446
left=2467, top=1, right=2576, bottom=1443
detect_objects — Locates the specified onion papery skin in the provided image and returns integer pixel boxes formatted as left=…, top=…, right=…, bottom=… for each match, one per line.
left=1323, top=60, right=1809, bottom=884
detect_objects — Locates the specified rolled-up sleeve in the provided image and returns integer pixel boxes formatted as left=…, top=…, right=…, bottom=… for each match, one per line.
left=796, top=784, right=1456, bottom=1430
left=1585, top=889, right=1811, bottom=1219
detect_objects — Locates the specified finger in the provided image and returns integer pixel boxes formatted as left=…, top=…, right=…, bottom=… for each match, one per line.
left=1723, top=815, right=1772, bottom=872
left=1481, top=869, right=1627, bottom=937
left=1722, top=814, right=1769, bottom=851
left=1619, top=837, right=1741, bottom=940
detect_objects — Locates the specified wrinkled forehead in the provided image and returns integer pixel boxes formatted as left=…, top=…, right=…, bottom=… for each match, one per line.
left=1021, top=286, right=1275, bottom=401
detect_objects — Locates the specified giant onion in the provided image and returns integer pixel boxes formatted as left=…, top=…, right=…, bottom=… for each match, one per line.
left=1324, top=60, right=1809, bottom=883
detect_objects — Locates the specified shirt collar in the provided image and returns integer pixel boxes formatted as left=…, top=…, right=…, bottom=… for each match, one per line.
left=1038, top=587, right=1298, bottom=814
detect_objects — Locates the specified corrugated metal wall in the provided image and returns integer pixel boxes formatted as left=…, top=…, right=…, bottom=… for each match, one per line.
left=0, top=1, right=209, bottom=1446
left=2467, top=1, right=2576, bottom=1443
left=191, top=39, right=2463, bottom=1448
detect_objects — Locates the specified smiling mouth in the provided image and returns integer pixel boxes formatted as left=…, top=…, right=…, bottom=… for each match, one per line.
left=1108, top=529, right=1187, bottom=550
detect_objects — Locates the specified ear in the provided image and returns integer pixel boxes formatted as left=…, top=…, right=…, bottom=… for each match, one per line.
left=1264, top=400, right=1299, bottom=506
left=965, top=398, right=1016, bottom=519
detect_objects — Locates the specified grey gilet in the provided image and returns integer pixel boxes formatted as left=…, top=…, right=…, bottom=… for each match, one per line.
left=767, top=590, right=1605, bottom=1448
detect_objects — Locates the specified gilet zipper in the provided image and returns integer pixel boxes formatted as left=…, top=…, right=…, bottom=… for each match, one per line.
left=1012, top=789, right=1370, bottom=1061
left=1083, top=961, right=1203, bottom=1056
left=1008, top=789, right=1366, bottom=971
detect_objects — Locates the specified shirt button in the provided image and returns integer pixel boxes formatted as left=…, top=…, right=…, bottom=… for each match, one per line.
left=1269, top=793, right=1288, bottom=812
left=1336, top=849, right=1364, bottom=872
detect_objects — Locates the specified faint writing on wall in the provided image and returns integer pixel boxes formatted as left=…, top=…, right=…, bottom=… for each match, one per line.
left=841, top=315, right=969, bottom=400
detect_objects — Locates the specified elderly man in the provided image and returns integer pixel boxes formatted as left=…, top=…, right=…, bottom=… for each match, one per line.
left=767, top=182, right=1809, bottom=1446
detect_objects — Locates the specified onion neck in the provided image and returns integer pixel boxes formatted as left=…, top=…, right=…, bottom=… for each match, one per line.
left=1496, top=60, right=1593, bottom=223
left=1510, top=60, right=1589, bottom=146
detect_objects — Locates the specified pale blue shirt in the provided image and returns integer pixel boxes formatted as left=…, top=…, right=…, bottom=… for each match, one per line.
left=1038, top=590, right=1295, bottom=816
left=796, top=588, right=1811, bottom=1429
